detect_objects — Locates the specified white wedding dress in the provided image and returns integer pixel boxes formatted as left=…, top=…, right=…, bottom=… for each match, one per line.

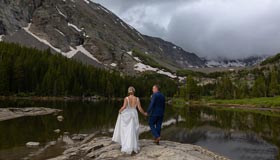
left=112, top=97, right=140, bottom=154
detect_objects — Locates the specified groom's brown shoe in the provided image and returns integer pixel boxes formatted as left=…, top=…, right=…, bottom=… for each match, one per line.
left=153, top=137, right=160, bottom=145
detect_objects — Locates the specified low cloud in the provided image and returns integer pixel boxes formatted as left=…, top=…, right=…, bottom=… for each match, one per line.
left=94, top=0, right=280, bottom=59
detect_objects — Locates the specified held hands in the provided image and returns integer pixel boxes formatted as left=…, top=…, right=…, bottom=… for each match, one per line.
left=143, top=112, right=148, bottom=117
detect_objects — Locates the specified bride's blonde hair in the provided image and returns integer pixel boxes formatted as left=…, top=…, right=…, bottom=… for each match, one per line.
left=128, top=86, right=135, bottom=95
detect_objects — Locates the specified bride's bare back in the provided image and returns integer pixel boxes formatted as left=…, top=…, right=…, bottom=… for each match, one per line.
left=119, top=95, right=146, bottom=116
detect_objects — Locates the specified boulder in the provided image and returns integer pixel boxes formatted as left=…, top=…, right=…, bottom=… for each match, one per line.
left=54, top=129, right=61, bottom=133
left=26, top=142, right=40, bottom=147
left=57, top=115, right=64, bottom=122
left=0, top=107, right=62, bottom=121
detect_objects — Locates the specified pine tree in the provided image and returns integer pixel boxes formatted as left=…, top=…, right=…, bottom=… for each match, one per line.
left=0, top=60, right=9, bottom=94
left=215, top=76, right=234, bottom=99
left=252, top=76, right=266, bottom=97
left=185, top=76, right=200, bottom=100
left=269, top=69, right=278, bottom=97
left=13, top=57, right=24, bottom=93
left=237, top=82, right=250, bottom=98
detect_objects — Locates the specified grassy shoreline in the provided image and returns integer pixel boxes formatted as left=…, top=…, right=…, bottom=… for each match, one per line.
left=172, top=96, right=280, bottom=109
left=205, top=96, right=280, bottom=108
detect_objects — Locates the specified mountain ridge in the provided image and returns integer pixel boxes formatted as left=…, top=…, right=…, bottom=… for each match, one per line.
left=0, top=0, right=273, bottom=77
left=0, top=0, right=206, bottom=77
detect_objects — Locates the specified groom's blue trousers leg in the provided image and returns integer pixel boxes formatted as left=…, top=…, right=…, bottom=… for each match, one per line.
left=149, top=116, right=163, bottom=138
left=156, top=116, right=163, bottom=137
left=149, top=116, right=159, bottom=138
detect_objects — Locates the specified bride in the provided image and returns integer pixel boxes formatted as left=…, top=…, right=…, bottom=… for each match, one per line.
left=112, top=86, right=147, bottom=154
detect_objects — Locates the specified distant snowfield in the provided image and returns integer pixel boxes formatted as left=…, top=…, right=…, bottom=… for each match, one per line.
left=134, top=63, right=158, bottom=72
left=55, top=29, right=65, bottom=36
left=134, top=62, right=180, bottom=79
left=127, top=50, right=181, bottom=79
left=68, top=23, right=83, bottom=32
left=110, top=63, right=117, bottom=67
left=56, top=6, right=67, bottom=18
left=100, top=6, right=110, bottom=14
left=206, top=57, right=266, bottom=68
left=0, top=35, right=4, bottom=41
left=84, top=0, right=90, bottom=4
left=127, top=51, right=142, bottom=62
left=23, top=23, right=100, bottom=63
left=157, top=70, right=177, bottom=79
left=120, top=22, right=127, bottom=30
left=206, top=60, right=246, bottom=68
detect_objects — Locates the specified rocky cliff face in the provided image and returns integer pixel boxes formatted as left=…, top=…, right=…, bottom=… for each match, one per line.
left=0, top=0, right=206, bottom=75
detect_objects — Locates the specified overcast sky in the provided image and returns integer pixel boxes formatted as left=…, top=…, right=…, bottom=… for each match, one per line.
left=93, top=0, right=280, bottom=59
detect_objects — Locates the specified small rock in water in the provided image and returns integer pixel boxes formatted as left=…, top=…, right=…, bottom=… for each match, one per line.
left=63, top=135, right=74, bottom=145
left=49, top=141, right=57, bottom=146
left=72, top=134, right=88, bottom=141
left=57, top=115, right=64, bottom=122
left=26, top=142, right=40, bottom=147
left=64, top=132, right=70, bottom=135
left=54, top=129, right=61, bottom=133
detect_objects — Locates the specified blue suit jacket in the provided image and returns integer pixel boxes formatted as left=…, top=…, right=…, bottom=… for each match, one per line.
left=147, top=92, right=165, bottom=117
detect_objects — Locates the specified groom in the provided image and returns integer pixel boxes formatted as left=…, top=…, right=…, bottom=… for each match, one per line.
left=147, top=85, right=165, bottom=145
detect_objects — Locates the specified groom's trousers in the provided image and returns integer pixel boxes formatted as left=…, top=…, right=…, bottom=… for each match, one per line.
left=149, top=116, right=163, bottom=138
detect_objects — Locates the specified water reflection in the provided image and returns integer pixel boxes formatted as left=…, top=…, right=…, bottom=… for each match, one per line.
left=160, top=106, right=280, bottom=160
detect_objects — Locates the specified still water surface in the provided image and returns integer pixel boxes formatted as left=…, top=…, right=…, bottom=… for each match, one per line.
left=0, top=99, right=279, bottom=160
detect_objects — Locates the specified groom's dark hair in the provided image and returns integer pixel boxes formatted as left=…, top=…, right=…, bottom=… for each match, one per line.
left=154, top=84, right=160, bottom=91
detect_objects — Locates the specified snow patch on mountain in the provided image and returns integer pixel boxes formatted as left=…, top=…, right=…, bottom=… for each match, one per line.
left=206, top=60, right=245, bottom=67
left=56, top=6, right=67, bottom=18
left=120, top=22, right=127, bottom=30
left=126, top=51, right=142, bottom=62
left=134, top=63, right=158, bottom=72
left=23, top=23, right=100, bottom=63
left=55, top=29, right=65, bottom=36
left=159, top=46, right=163, bottom=52
left=134, top=62, right=178, bottom=79
left=0, top=35, right=4, bottom=41
left=68, top=23, right=82, bottom=32
left=110, top=63, right=117, bottom=67
left=157, top=70, right=177, bottom=78
left=24, top=23, right=62, bottom=53
left=100, top=6, right=110, bottom=14
left=75, top=45, right=101, bottom=63
left=133, top=57, right=142, bottom=62
left=137, top=33, right=144, bottom=40
left=84, top=0, right=90, bottom=4
left=127, top=24, right=135, bottom=30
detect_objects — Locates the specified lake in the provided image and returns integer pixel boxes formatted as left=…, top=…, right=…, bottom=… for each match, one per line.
left=0, top=99, right=279, bottom=160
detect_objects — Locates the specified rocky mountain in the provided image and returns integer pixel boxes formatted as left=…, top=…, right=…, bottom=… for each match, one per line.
left=205, top=56, right=267, bottom=68
left=0, top=0, right=206, bottom=77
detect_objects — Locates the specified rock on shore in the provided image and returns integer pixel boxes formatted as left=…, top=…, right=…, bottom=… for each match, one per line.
left=49, top=136, right=229, bottom=160
left=0, top=107, right=62, bottom=121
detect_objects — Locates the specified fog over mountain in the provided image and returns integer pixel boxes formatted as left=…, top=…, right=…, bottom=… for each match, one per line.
left=94, top=0, right=280, bottom=59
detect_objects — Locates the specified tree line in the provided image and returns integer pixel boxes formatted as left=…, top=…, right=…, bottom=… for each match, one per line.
left=176, top=66, right=280, bottom=100
left=214, top=67, right=280, bottom=99
left=0, top=42, right=177, bottom=98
